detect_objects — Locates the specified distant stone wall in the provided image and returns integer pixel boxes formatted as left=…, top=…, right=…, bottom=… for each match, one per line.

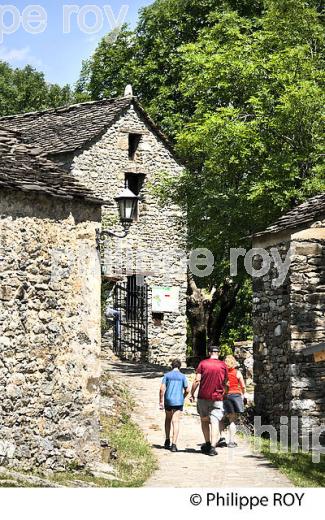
left=233, top=341, right=254, bottom=387
left=253, top=231, right=325, bottom=440
left=0, top=189, right=102, bottom=471
left=67, top=103, right=187, bottom=365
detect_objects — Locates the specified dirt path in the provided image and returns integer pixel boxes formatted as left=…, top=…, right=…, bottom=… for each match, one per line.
left=107, top=359, right=293, bottom=488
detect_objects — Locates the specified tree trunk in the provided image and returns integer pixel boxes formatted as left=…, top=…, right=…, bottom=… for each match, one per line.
left=187, top=273, right=241, bottom=361
left=187, top=272, right=210, bottom=359
left=207, top=281, right=241, bottom=347
left=187, top=301, right=209, bottom=359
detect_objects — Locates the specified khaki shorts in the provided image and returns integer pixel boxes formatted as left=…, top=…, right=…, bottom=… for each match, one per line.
left=197, top=399, right=224, bottom=424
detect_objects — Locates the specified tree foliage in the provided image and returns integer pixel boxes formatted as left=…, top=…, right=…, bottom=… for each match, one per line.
left=172, top=0, right=325, bottom=274
left=0, top=62, right=74, bottom=116
left=76, top=1, right=263, bottom=136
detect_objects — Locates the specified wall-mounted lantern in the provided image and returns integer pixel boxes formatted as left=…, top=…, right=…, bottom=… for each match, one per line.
left=115, top=187, right=139, bottom=223
left=96, top=187, right=139, bottom=246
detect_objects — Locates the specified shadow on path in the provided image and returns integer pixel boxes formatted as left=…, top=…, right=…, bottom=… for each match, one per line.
left=107, top=359, right=193, bottom=380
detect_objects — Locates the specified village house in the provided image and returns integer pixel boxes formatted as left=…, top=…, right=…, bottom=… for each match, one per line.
left=0, top=127, right=102, bottom=471
left=1, top=91, right=188, bottom=365
left=252, top=193, right=325, bottom=443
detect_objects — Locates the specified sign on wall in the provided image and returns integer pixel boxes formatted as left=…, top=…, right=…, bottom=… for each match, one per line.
left=152, top=286, right=179, bottom=313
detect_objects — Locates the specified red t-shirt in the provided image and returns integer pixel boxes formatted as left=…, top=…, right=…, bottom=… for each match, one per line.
left=196, top=358, right=228, bottom=401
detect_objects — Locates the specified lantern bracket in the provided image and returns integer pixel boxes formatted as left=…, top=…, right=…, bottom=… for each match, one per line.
left=96, top=226, right=130, bottom=248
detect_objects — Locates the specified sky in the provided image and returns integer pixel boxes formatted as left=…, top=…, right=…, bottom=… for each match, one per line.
left=0, top=1, right=154, bottom=87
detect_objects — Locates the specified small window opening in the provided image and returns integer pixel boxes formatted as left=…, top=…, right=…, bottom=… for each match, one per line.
left=128, top=133, right=141, bottom=160
left=125, top=173, right=144, bottom=196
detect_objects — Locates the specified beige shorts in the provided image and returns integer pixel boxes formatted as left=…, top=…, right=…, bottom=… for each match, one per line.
left=197, top=399, right=224, bottom=424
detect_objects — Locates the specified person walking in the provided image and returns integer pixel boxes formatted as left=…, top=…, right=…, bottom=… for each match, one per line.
left=190, top=346, right=228, bottom=456
left=223, top=354, right=246, bottom=448
left=159, top=359, right=189, bottom=452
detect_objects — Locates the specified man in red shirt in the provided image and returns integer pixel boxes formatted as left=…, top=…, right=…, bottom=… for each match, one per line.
left=190, top=346, right=228, bottom=456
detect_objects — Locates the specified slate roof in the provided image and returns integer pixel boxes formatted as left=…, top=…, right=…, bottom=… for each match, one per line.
left=0, top=96, right=175, bottom=158
left=0, top=127, right=103, bottom=204
left=252, top=192, right=325, bottom=239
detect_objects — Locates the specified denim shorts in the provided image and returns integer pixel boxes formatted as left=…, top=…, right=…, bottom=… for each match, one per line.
left=223, top=393, right=244, bottom=414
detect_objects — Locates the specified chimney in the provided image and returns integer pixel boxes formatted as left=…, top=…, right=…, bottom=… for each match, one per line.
left=124, top=84, right=133, bottom=98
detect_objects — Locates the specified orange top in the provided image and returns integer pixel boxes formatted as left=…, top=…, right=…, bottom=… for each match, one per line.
left=227, top=367, right=244, bottom=395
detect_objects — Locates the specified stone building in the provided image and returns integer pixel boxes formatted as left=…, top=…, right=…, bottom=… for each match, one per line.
left=0, top=127, right=102, bottom=470
left=252, top=193, right=325, bottom=442
left=2, top=94, right=187, bottom=365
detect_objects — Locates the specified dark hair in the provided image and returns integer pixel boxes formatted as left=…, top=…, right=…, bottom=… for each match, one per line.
left=171, top=359, right=181, bottom=369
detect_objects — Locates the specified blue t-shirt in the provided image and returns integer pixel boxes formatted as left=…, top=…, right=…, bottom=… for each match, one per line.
left=162, top=370, right=188, bottom=406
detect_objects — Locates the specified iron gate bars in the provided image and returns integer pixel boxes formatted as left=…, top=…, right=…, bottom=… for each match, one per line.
left=113, top=276, right=148, bottom=359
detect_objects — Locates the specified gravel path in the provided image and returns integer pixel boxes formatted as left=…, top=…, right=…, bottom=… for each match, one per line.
left=107, top=359, right=293, bottom=488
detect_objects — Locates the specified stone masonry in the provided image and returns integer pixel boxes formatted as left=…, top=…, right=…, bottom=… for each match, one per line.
left=1, top=97, right=188, bottom=366
left=0, top=190, right=102, bottom=471
left=70, top=103, right=187, bottom=365
left=252, top=194, right=325, bottom=442
left=0, top=129, right=103, bottom=471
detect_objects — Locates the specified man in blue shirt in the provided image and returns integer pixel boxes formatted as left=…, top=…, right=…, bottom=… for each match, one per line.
left=159, top=359, right=189, bottom=452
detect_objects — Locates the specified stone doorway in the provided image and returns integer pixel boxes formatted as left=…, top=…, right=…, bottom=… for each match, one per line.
left=113, top=275, right=149, bottom=360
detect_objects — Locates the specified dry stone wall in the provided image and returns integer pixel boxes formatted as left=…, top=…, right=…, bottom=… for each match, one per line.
left=289, top=236, right=325, bottom=437
left=253, top=242, right=292, bottom=428
left=0, top=189, right=102, bottom=471
left=68, top=104, right=187, bottom=365
left=253, top=231, right=325, bottom=441
left=233, top=341, right=254, bottom=387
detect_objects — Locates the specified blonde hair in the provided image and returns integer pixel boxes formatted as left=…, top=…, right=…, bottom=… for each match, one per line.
left=225, top=354, right=238, bottom=369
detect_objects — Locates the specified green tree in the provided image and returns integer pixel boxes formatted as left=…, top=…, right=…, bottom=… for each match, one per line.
left=75, top=27, right=137, bottom=103
left=158, top=1, right=325, bottom=354
left=76, top=1, right=263, bottom=137
left=0, top=62, right=74, bottom=116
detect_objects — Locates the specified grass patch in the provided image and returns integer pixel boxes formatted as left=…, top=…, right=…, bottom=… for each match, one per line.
left=252, top=437, right=325, bottom=487
left=102, top=415, right=157, bottom=487
left=49, top=414, right=157, bottom=488
left=49, top=470, right=115, bottom=488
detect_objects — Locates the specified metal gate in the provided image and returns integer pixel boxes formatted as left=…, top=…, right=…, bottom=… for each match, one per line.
left=113, top=276, right=149, bottom=359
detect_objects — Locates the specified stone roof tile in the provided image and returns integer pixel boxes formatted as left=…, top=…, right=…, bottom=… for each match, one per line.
left=0, top=96, right=176, bottom=158
left=252, top=192, right=325, bottom=238
left=0, top=127, right=103, bottom=204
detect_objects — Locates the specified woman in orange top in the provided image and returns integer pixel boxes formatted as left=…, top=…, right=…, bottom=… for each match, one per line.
left=223, top=355, right=246, bottom=448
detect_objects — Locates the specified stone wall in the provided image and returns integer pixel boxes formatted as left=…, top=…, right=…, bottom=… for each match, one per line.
left=65, top=103, right=187, bottom=365
left=289, top=236, right=325, bottom=437
left=253, top=242, right=292, bottom=429
left=0, top=189, right=102, bottom=471
left=253, top=229, right=325, bottom=441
